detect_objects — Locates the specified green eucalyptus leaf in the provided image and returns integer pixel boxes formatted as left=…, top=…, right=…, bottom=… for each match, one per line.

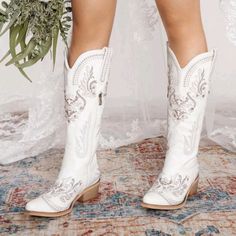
left=1, top=22, right=28, bottom=63
left=9, top=24, right=31, bottom=82
left=1, top=1, right=8, bottom=9
left=16, top=22, right=28, bottom=45
left=0, top=11, right=19, bottom=36
left=18, top=69, right=32, bottom=82
left=9, top=24, right=21, bottom=59
left=18, top=37, right=52, bottom=69
left=19, top=23, right=27, bottom=62
left=6, top=39, right=37, bottom=66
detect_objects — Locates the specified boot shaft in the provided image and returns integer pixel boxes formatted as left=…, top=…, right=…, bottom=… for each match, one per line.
left=64, top=47, right=113, bottom=123
left=60, top=47, right=113, bottom=179
left=164, top=45, right=217, bottom=172
left=167, top=46, right=217, bottom=122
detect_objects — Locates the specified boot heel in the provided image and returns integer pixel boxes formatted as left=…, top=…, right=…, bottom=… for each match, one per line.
left=188, top=177, right=199, bottom=197
left=79, top=182, right=100, bottom=202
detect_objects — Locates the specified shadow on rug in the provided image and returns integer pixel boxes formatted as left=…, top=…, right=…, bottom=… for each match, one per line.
left=0, top=137, right=236, bottom=235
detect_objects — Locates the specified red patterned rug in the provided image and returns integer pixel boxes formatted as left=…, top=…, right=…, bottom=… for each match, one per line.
left=0, top=137, right=236, bottom=235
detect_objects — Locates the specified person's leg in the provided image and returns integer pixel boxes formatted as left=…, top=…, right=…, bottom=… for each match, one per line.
left=69, top=0, right=116, bottom=67
left=26, top=0, right=117, bottom=217
left=156, top=0, right=207, bottom=67
left=142, top=0, right=217, bottom=210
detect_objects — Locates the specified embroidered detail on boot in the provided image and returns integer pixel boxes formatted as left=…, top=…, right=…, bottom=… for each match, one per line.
left=149, top=174, right=190, bottom=197
left=78, top=65, right=97, bottom=97
left=168, top=68, right=209, bottom=121
left=64, top=65, right=99, bottom=122
left=168, top=92, right=196, bottom=120
left=43, top=177, right=83, bottom=203
left=65, top=90, right=86, bottom=122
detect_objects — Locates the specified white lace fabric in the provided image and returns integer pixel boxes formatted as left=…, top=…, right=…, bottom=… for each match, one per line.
left=220, top=0, right=236, bottom=46
left=0, top=0, right=235, bottom=165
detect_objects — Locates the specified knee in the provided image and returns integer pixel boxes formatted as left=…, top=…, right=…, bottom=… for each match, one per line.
left=163, top=11, right=190, bottom=33
left=73, top=15, right=110, bottom=38
left=164, top=13, right=200, bottom=43
left=73, top=18, right=102, bottom=40
left=157, top=1, right=200, bottom=39
left=72, top=17, right=110, bottom=47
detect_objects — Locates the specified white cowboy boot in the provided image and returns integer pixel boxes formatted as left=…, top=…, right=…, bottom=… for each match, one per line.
left=25, top=47, right=113, bottom=217
left=142, top=45, right=216, bottom=210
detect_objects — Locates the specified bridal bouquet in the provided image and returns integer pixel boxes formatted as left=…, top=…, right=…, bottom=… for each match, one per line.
left=0, top=0, right=72, bottom=81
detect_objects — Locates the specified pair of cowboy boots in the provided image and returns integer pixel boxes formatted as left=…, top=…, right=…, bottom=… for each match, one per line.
left=25, top=45, right=216, bottom=217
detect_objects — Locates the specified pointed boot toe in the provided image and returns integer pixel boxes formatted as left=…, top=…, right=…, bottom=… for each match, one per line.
left=25, top=196, right=56, bottom=213
left=142, top=192, right=169, bottom=206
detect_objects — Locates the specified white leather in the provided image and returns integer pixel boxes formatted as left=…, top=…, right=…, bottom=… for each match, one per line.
left=26, top=47, right=113, bottom=213
left=143, top=45, right=217, bottom=206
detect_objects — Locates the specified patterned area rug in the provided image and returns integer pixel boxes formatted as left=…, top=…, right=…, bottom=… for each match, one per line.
left=0, top=137, right=236, bottom=235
